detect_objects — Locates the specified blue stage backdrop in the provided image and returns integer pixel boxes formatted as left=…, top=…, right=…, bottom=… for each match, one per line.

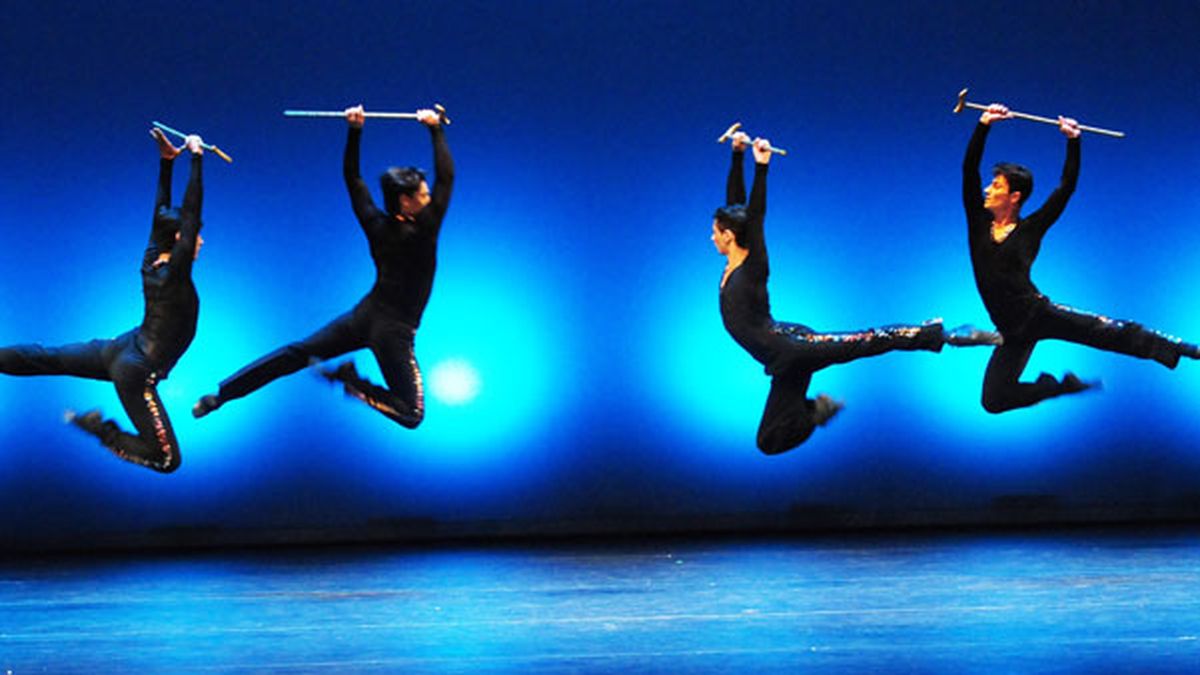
left=2, top=1, right=1199, bottom=549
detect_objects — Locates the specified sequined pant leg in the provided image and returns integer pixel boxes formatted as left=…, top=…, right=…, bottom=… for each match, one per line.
left=107, top=353, right=180, bottom=473
left=1037, top=302, right=1189, bottom=369
left=215, top=309, right=366, bottom=404
left=756, top=368, right=817, bottom=455
left=772, top=320, right=944, bottom=372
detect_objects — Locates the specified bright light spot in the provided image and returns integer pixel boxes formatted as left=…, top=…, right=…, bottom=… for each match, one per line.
left=428, top=358, right=482, bottom=405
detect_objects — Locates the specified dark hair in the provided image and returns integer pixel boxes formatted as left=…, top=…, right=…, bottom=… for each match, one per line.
left=152, top=206, right=182, bottom=252
left=713, top=204, right=750, bottom=247
left=992, top=162, right=1034, bottom=207
left=380, top=166, right=427, bottom=215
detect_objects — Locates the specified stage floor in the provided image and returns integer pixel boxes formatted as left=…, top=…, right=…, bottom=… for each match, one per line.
left=2, top=526, right=1199, bottom=672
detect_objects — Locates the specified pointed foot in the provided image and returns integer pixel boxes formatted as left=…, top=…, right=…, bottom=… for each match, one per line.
left=946, top=324, right=1004, bottom=347
left=319, top=360, right=360, bottom=388
left=1061, top=372, right=1102, bottom=395
left=813, top=394, right=844, bottom=427
left=192, top=394, right=221, bottom=419
left=64, top=408, right=103, bottom=432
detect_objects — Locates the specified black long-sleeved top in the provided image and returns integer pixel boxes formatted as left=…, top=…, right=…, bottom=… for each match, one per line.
left=719, top=149, right=775, bottom=365
left=138, top=154, right=203, bottom=370
left=343, top=124, right=454, bottom=328
left=963, top=122, right=1079, bottom=333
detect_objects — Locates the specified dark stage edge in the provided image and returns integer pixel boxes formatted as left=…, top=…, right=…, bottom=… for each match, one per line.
left=2, top=525, right=1199, bottom=672
left=8, top=498, right=1200, bottom=554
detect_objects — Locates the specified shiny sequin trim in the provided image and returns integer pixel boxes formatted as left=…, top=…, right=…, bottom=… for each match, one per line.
left=101, top=372, right=174, bottom=472
left=1049, top=302, right=1186, bottom=345
left=142, top=372, right=175, bottom=469
left=773, top=324, right=926, bottom=343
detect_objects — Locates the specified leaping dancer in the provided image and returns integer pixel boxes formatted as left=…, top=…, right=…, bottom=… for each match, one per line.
left=0, top=128, right=207, bottom=472
left=960, top=97, right=1198, bottom=412
left=193, top=104, right=454, bottom=427
left=713, top=127, right=999, bottom=455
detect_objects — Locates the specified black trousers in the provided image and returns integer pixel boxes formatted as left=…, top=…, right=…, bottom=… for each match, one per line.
left=982, top=300, right=1186, bottom=413
left=0, top=330, right=179, bottom=472
left=757, top=321, right=943, bottom=455
left=215, top=300, right=424, bottom=428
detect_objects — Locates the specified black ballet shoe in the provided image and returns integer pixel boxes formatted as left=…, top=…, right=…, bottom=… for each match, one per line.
left=318, top=361, right=379, bottom=407
left=945, top=324, right=1004, bottom=347
left=319, top=361, right=361, bottom=387
left=1061, top=372, right=1102, bottom=395
left=65, top=408, right=118, bottom=444
left=192, top=394, right=221, bottom=419
left=308, top=358, right=338, bottom=386
left=813, top=394, right=844, bottom=427
left=1034, top=372, right=1058, bottom=388
left=65, top=408, right=103, bottom=434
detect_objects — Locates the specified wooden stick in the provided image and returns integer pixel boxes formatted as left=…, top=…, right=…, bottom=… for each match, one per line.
left=953, top=88, right=1125, bottom=138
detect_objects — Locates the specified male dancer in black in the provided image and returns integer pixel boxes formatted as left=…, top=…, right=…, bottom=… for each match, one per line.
left=716, top=133, right=999, bottom=455
left=193, top=105, right=453, bottom=427
left=0, top=129, right=205, bottom=472
left=963, top=103, right=1198, bottom=413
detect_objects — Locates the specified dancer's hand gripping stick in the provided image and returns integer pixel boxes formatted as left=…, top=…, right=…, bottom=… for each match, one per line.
left=952, top=88, right=1125, bottom=139
left=717, top=122, right=788, bottom=155
left=151, top=121, right=234, bottom=163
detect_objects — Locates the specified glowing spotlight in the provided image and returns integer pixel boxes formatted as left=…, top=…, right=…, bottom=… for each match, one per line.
left=429, top=358, right=482, bottom=405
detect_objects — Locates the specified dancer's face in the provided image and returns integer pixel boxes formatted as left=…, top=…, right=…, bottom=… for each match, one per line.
left=711, top=220, right=734, bottom=255
left=984, top=174, right=1020, bottom=215
left=398, top=181, right=431, bottom=217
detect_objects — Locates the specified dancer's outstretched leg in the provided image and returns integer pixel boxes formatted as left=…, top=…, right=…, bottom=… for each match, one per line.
left=194, top=311, right=365, bottom=418
left=1038, top=301, right=1200, bottom=369
left=770, top=321, right=941, bottom=375
left=0, top=340, right=111, bottom=380
left=771, top=319, right=996, bottom=373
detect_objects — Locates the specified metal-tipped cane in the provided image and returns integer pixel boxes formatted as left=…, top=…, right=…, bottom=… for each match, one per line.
left=952, top=88, right=1125, bottom=138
